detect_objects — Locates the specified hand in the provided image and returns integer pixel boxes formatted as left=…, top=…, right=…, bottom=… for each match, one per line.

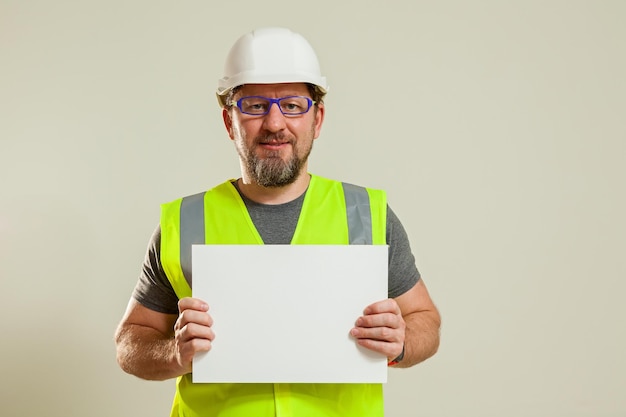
left=173, top=297, right=214, bottom=374
left=350, top=298, right=405, bottom=361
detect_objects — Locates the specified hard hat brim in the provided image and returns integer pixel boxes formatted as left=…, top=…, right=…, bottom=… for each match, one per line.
left=216, top=74, right=328, bottom=107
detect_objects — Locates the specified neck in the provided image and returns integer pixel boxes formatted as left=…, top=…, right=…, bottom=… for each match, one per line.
left=237, top=172, right=311, bottom=205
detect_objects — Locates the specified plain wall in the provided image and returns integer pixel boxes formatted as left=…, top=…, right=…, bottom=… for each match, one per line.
left=1, top=1, right=625, bottom=416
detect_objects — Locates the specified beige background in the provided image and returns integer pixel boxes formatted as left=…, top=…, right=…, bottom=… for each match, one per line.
left=1, top=1, right=625, bottom=416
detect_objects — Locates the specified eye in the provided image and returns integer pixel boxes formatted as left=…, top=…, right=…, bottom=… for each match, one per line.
left=280, top=98, right=307, bottom=113
left=283, top=102, right=301, bottom=111
left=240, top=98, right=269, bottom=114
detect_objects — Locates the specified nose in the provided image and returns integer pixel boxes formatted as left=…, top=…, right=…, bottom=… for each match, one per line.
left=262, top=102, right=287, bottom=132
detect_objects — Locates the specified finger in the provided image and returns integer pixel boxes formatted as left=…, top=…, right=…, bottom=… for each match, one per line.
left=178, top=297, right=209, bottom=313
left=356, top=312, right=403, bottom=329
left=363, top=298, right=401, bottom=315
left=176, top=309, right=214, bottom=330
left=355, top=338, right=403, bottom=360
left=351, top=324, right=402, bottom=343
left=177, top=335, right=213, bottom=369
left=176, top=322, right=215, bottom=344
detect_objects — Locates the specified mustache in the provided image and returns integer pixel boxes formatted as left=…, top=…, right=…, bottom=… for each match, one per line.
left=255, top=133, right=292, bottom=144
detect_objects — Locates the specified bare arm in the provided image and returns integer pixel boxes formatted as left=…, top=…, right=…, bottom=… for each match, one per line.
left=351, top=279, right=441, bottom=368
left=114, top=297, right=214, bottom=381
left=392, top=279, right=441, bottom=367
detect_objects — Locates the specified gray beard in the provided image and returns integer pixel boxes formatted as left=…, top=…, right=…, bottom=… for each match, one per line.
left=236, top=131, right=313, bottom=188
left=242, top=145, right=310, bottom=188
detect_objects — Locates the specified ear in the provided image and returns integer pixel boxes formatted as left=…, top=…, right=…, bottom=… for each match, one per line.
left=313, top=103, right=325, bottom=139
left=222, top=108, right=235, bottom=140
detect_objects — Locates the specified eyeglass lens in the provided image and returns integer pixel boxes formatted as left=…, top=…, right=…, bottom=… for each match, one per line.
left=237, top=96, right=312, bottom=115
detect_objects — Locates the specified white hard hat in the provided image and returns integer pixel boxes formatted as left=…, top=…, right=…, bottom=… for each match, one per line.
left=216, top=27, right=328, bottom=107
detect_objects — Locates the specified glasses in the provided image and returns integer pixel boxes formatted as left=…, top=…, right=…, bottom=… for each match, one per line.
left=231, top=96, right=316, bottom=116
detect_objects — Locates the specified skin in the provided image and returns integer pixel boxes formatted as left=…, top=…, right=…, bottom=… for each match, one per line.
left=223, top=83, right=324, bottom=204
left=114, top=83, right=441, bottom=380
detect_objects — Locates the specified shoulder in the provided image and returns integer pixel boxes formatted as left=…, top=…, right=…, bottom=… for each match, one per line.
left=160, top=179, right=238, bottom=208
left=310, top=174, right=387, bottom=195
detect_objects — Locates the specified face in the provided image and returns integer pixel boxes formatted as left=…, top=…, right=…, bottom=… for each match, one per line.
left=222, top=83, right=325, bottom=188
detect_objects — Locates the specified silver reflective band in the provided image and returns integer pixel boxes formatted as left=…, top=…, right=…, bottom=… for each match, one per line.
left=179, top=192, right=206, bottom=287
left=341, top=182, right=373, bottom=245
left=178, top=183, right=373, bottom=286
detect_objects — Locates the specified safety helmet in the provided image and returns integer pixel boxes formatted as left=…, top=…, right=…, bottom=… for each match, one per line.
left=216, top=27, right=328, bottom=107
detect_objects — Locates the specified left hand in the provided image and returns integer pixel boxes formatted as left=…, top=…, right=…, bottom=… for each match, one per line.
left=350, top=298, right=406, bottom=361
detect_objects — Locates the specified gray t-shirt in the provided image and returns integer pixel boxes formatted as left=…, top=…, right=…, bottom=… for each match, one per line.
left=133, top=187, right=420, bottom=315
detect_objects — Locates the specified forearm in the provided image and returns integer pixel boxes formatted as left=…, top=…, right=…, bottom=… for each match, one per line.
left=394, top=309, right=441, bottom=368
left=115, top=323, right=184, bottom=381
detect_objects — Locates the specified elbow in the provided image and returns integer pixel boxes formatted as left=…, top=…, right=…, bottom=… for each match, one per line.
left=113, top=326, right=134, bottom=375
left=407, top=311, right=441, bottom=367
left=428, top=328, right=441, bottom=359
left=428, top=312, right=442, bottom=358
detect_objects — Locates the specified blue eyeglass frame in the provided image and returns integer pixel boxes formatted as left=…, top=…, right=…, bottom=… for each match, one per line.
left=232, top=96, right=316, bottom=116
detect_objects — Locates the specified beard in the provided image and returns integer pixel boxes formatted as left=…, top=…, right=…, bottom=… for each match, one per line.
left=235, top=130, right=314, bottom=188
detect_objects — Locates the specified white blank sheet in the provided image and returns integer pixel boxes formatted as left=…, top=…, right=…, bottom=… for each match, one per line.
left=192, top=244, right=388, bottom=383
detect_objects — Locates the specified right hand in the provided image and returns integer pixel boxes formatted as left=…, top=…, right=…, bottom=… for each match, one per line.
left=173, top=297, right=214, bottom=374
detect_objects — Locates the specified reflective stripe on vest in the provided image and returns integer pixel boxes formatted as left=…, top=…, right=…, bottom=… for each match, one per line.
left=179, top=191, right=206, bottom=285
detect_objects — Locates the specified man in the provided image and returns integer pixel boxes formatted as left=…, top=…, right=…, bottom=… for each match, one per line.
left=115, top=27, right=441, bottom=417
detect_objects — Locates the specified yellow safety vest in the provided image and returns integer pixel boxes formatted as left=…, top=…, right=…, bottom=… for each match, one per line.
left=160, top=174, right=387, bottom=417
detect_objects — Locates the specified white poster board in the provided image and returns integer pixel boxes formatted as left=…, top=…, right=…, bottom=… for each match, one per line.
left=192, top=244, right=388, bottom=383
